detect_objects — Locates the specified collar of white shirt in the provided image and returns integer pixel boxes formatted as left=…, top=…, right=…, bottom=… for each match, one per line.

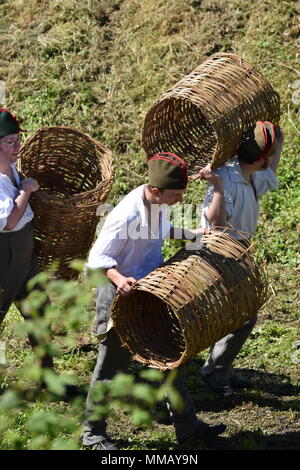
left=227, top=156, right=250, bottom=184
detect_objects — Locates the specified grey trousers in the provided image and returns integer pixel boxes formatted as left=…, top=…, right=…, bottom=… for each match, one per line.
left=83, top=282, right=206, bottom=444
left=201, top=315, right=257, bottom=384
left=0, top=222, right=38, bottom=321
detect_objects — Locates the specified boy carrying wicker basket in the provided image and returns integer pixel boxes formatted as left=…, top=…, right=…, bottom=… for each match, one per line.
left=199, top=121, right=284, bottom=398
left=83, top=152, right=226, bottom=450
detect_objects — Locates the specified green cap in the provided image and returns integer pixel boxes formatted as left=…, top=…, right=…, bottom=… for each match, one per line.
left=237, top=121, right=276, bottom=164
left=0, top=109, right=21, bottom=138
left=148, top=152, right=188, bottom=189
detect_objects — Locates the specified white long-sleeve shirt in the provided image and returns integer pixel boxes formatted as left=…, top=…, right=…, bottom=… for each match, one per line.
left=0, top=164, right=34, bottom=232
left=87, top=184, right=172, bottom=280
left=201, top=156, right=279, bottom=238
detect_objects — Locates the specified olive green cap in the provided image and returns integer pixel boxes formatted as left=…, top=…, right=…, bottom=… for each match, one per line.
left=148, top=152, right=188, bottom=189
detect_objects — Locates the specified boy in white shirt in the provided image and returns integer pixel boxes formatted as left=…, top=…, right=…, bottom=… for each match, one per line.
left=83, top=152, right=226, bottom=450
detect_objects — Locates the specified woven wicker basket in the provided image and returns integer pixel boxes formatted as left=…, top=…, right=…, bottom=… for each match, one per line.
left=111, top=230, right=268, bottom=370
left=19, top=126, right=114, bottom=279
left=142, top=53, right=280, bottom=177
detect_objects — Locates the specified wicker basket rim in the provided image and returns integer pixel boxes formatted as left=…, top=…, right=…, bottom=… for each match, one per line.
left=23, top=125, right=110, bottom=149
left=128, top=283, right=180, bottom=309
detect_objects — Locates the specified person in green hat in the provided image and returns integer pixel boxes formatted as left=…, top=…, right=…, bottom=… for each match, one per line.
left=198, top=121, right=284, bottom=398
left=82, top=152, right=226, bottom=450
left=0, top=109, right=52, bottom=369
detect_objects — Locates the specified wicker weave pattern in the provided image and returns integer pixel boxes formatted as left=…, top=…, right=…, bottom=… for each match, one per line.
left=142, top=53, right=280, bottom=177
left=19, top=126, right=114, bottom=279
left=111, top=230, right=268, bottom=370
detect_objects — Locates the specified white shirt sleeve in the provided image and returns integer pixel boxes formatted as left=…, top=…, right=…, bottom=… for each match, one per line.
left=160, top=205, right=173, bottom=238
left=0, top=191, right=13, bottom=231
left=202, top=176, right=235, bottom=223
left=252, top=168, right=279, bottom=197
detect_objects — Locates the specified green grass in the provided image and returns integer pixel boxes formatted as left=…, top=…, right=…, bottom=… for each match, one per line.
left=0, top=0, right=299, bottom=450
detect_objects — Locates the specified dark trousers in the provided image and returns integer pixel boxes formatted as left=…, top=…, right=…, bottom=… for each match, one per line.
left=0, top=222, right=52, bottom=368
left=82, top=283, right=207, bottom=445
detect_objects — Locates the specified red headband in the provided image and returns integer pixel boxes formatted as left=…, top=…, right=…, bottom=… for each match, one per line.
left=149, top=152, right=187, bottom=169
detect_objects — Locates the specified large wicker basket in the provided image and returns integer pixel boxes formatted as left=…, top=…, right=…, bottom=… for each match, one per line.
left=142, top=53, right=280, bottom=177
left=111, top=230, right=268, bottom=370
left=19, top=126, right=114, bottom=279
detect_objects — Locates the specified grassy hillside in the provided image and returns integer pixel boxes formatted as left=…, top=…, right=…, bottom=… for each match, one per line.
left=0, top=0, right=299, bottom=450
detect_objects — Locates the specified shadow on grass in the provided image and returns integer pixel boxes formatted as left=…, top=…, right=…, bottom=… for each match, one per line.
left=61, top=340, right=98, bottom=354
left=118, top=428, right=300, bottom=451
left=184, top=358, right=300, bottom=413
left=181, top=429, right=300, bottom=451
